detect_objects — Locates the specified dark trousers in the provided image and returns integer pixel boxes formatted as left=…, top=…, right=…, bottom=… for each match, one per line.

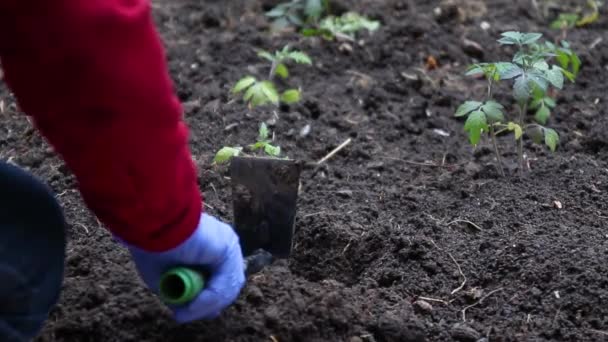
left=0, top=161, right=66, bottom=341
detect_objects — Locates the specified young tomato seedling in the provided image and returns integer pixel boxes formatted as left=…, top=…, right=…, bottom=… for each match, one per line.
left=232, top=45, right=312, bottom=109
left=266, top=0, right=330, bottom=30
left=213, top=123, right=284, bottom=165
left=549, top=0, right=602, bottom=40
left=455, top=31, right=580, bottom=176
left=302, top=12, right=380, bottom=41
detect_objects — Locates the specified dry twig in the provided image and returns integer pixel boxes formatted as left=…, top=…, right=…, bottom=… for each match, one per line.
left=461, top=287, right=504, bottom=321
left=448, top=219, right=483, bottom=232
left=589, top=329, right=608, bottom=337
left=449, top=253, right=467, bottom=295
left=317, top=138, right=352, bottom=165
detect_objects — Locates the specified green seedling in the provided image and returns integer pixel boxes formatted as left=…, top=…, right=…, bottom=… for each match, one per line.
left=213, top=123, right=284, bottom=165
left=549, top=0, right=602, bottom=39
left=455, top=31, right=580, bottom=176
left=232, top=45, right=312, bottom=108
left=302, top=12, right=380, bottom=41
left=266, top=0, right=330, bottom=30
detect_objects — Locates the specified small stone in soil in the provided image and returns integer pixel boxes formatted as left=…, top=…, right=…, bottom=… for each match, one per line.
left=264, top=306, right=280, bottom=325
left=462, top=38, right=484, bottom=59
left=451, top=323, right=481, bottom=341
left=413, top=300, right=433, bottom=313
left=300, top=124, right=311, bottom=137
left=337, top=189, right=353, bottom=198
left=246, top=285, right=264, bottom=304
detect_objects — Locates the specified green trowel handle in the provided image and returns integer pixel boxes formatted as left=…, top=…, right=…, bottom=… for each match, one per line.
left=159, top=249, right=274, bottom=305
left=159, top=267, right=206, bottom=305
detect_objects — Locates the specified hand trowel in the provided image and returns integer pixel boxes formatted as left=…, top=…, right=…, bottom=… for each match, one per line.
left=158, top=156, right=302, bottom=305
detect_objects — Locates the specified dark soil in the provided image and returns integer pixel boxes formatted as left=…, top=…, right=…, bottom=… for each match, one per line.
left=1, top=0, right=606, bottom=341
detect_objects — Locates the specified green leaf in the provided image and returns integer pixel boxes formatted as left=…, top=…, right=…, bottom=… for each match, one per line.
left=455, top=101, right=482, bottom=117
left=544, top=128, right=559, bottom=151
left=264, top=144, right=281, bottom=156
left=544, top=97, right=556, bottom=108
left=464, top=110, right=488, bottom=146
left=257, top=50, right=276, bottom=62
left=288, top=14, right=304, bottom=26
left=481, top=100, right=505, bottom=124
left=250, top=141, right=267, bottom=151
left=556, top=51, right=571, bottom=70
left=465, top=64, right=484, bottom=76
left=259, top=81, right=280, bottom=105
left=530, top=97, right=543, bottom=109
left=232, top=76, right=256, bottom=94
left=301, top=28, right=324, bottom=37
left=259, top=122, right=269, bottom=141
left=528, top=126, right=544, bottom=144
left=317, top=12, right=380, bottom=40
left=266, top=5, right=288, bottom=18
left=546, top=66, right=564, bottom=89
left=571, top=52, right=581, bottom=75
left=530, top=85, right=546, bottom=107
left=561, top=68, right=576, bottom=83
left=286, top=51, right=313, bottom=64
left=275, top=63, right=289, bottom=79
left=304, top=0, right=324, bottom=21
left=550, top=13, right=579, bottom=29
left=507, top=122, right=523, bottom=140
left=271, top=17, right=292, bottom=31
left=522, top=32, right=543, bottom=45
left=213, top=146, right=242, bottom=164
left=533, top=60, right=549, bottom=71
left=498, top=63, right=523, bottom=80
left=528, top=70, right=548, bottom=92
left=281, top=89, right=301, bottom=104
left=513, top=74, right=531, bottom=103
left=535, top=105, right=551, bottom=124
left=498, top=31, right=522, bottom=45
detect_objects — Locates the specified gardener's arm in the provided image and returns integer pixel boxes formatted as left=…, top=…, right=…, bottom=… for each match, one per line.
left=0, top=0, right=244, bottom=322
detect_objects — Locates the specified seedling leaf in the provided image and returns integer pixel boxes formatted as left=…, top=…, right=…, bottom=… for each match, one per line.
left=522, top=32, right=543, bottom=45
left=508, top=122, right=524, bottom=140
left=286, top=51, right=313, bottom=65
left=544, top=97, right=556, bottom=108
left=464, top=110, right=488, bottom=145
left=250, top=141, right=267, bottom=151
left=528, top=70, right=548, bottom=92
left=513, top=74, right=531, bottom=103
left=455, top=101, right=482, bottom=117
left=258, top=50, right=276, bottom=62
left=281, top=89, right=301, bottom=104
left=259, top=122, right=270, bottom=141
left=546, top=66, right=564, bottom=89
left=482, top=100, right=505, bottom=124
left=260, top=81, right=280, bottom=105
left=264, top=144, right=282, bottom=156
left=498, top=63, right=523, bottom=80
left=305, top=0, right=325, bottom=21
left=275, top=63, right=289, bottom=78
left=571, top=53, right=581, bottom=75
left=213, top=146, right=242, bottom=164
left=535, top=105, right=551, bottom=124
left=233, top=76, right=256, bottom=93
left=544, top=128, right=559, bottom=151
left=498, top=31, right=521, bottom=45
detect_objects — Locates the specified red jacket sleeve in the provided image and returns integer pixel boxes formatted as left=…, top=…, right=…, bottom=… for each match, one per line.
left=0, top=0, right=203, bottom=252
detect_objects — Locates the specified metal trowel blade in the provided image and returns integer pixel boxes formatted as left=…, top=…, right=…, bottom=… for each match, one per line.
left=229, top=156, right=301, bottom=259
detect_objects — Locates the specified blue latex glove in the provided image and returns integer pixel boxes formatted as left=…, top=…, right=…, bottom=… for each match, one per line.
left=125, top=213, right=245, bottom=323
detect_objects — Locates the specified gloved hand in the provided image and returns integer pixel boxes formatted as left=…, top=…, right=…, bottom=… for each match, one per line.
left=124, top=213, right=246, bottom=323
